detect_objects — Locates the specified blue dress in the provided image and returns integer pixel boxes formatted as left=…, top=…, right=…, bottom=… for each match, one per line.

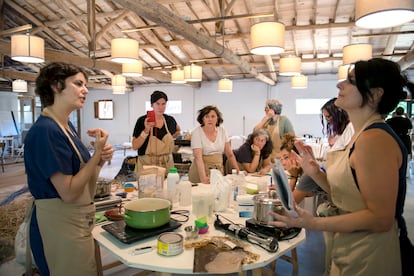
left=24, top=115, right=91, bottom=275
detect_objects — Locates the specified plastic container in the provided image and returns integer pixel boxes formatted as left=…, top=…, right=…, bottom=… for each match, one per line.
left=167, top=167, right=179, bottom=204
left=178, top=175, right=192, bottom=206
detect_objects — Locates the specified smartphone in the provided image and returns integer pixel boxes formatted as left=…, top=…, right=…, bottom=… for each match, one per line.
left=146, top=110, right=155, bottom=122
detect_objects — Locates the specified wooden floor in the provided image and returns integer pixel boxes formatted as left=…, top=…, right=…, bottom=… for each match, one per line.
left=0, top=159, right=27, bottom=199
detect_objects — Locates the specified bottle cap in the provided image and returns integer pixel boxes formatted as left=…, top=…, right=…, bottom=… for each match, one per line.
left=169, top=167, right=178, bottom=173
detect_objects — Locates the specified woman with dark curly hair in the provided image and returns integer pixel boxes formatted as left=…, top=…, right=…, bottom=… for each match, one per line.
left=189, top=105, right=239, bottom=184
left=229, top=128, right=273, bottom=175
left=24, top=62, right=114, bottom=275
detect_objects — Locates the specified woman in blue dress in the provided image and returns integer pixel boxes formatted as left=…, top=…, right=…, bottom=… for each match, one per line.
left=24, top=62, right=114, bottom=275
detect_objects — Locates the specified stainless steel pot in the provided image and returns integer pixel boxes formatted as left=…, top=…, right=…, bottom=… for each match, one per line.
left=253, top=190, right=283, bottom=225
left=95, top=179, right=112, bottom=198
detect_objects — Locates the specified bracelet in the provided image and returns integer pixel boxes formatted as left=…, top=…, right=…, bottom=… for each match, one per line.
left=140, top=131, right=149, bottom=138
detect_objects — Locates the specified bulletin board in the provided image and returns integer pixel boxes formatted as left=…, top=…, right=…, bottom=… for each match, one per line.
left=0, top=111, right=18, bottom=136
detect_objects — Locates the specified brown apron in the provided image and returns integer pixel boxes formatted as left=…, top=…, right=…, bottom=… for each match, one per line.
left=136, top=117, right=174, bottom=177
left=36, top=110, right=99, bottom=275
left=264, top=119, right=281, bottom=161
left=189, top=153, right=223, bottom=183
left=324, top=118, right=401, bottom=275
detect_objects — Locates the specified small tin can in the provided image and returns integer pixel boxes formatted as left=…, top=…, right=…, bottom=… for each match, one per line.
left=157, top=232, right=183, bottom=256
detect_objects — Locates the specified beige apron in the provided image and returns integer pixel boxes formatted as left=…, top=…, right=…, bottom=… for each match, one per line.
left=37, top=110, right=99, bottom=275
left=324, top=119, right=401, bottom=276
left=189, top=153, right=223, bottom=183
left=136, top=117, right=174, bottom=177
left=265, top=119, right=281, bottom=161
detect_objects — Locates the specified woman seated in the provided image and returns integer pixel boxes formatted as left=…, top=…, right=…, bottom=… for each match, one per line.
left=279, top=134, right=322, bottom=203
left=189, top=105, right=239, bottom=184
left=227, top=129, right=272, bottom=175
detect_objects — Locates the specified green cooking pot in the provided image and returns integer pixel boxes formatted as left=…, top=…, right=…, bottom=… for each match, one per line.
left=121, top=198, right=171, bottom=229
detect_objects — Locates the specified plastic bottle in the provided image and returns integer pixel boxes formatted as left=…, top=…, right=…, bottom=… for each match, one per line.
left=167, top=167, right=179, bottom=204
left=237, top=171, right=247, bottom=196
left=178, top=175, right=192, bottom=206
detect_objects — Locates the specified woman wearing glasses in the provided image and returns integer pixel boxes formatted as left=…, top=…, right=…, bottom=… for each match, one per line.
left=269, top=58, right=412, bottom=275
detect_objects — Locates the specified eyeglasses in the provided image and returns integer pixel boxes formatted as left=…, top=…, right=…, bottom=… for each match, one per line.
left=346, top=64, right=356, bottom=86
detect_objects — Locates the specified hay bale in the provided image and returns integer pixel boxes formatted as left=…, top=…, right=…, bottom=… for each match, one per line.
left=0, top=195, right=31, bottom=265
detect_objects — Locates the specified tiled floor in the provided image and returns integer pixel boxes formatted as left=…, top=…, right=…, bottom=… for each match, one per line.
left=1, top=148, right=413, bottom=276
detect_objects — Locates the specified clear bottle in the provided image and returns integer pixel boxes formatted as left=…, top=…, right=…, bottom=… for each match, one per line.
left=237, top=171, right=247, bottom=196
left=167, top=167, right=179, bottom=204
left=178, top=174, right=192, bottom=206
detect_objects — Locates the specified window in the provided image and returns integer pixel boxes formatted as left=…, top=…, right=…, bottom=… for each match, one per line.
left=145, top=100, right=182, bottom=114
left=296, top=98, right=331, bottom=114
left=95, top=100, right=114, bottom=120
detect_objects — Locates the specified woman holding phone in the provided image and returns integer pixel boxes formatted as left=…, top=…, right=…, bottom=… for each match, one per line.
left=132, top=90, right=181, bottom=176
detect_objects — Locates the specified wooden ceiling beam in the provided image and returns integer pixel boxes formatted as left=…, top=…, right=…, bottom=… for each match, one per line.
left=113, top=0, right=275, bottom=85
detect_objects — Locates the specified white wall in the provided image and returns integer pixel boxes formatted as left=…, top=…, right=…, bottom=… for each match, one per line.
left=81, top=75, right=340, bottom=146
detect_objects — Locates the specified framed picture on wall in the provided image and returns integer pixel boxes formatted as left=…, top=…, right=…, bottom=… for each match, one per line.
left=95, top=100, right=113, bottom=120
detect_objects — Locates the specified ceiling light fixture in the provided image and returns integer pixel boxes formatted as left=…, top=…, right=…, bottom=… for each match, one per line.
left=122, top=60, right=143, bottom=77
left=338, top=65, right=349, bottom=82
left=111, top=38, right=139, bottom=63
left=250, top=22, right=285, bottom=55
left=291, top=75, right=308, bottom=89
left=184, top=64, right=202, bottom=82
left=279, top=56, right=301, bottom=76
left=171, top=68, right=186, bottom=84
left=112, top=75, right=126, bottom=95
left=12, top=79, right=28, bottom=92
left=218, top=78, right=233, bottom=92
left=11, top=34, right=44, bottom=63
left=355, top=0, right=414, bottom=29
left=342, top=43, right=372, bottom=65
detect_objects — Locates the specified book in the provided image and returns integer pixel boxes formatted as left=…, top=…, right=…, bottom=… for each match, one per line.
left=271, top=159, right=298, bottom=217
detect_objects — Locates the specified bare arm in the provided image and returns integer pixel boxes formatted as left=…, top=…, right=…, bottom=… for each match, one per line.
left=173, top=123, right=182, bottom=138
left=132, top=117, right=153, bottom=150
left=224, top=142, right=239, bottom=172
left=271, top=129, right=401, bottom=233
left=193, top=147, right=209, bottom=184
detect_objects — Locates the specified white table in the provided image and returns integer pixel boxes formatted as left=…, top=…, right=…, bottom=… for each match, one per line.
left=93, top=176, right=306, bottom=275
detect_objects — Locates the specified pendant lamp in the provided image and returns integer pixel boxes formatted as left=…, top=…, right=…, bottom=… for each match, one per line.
left=279, top=56, right=301, bottom=76
left=11, top=34, right=44, bottom=63
left=184, top=64, right=202, bottom=82
left=250, top=22, right=285, bottom=55
left=355, top=0, right=414, bottom=29
left=338, top=65, right=349, bottom=82
left=342, top=44, right=372, bottom=65
left=111, top=38, right=139, bottom=63
left=291, top=75, right=308, bottom=89
left=112, top=75, right=126, bottom=95
left=218, top=78, right=233, bottom=92
left=12, top=79, right=28, bottom=92
left=122, top=60, right=143, bottom=77
left=171, top=68, right=186, bottom=84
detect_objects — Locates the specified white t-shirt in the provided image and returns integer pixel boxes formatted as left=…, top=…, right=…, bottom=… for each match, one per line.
left=191, top=125, right=229, bottom=155
left=329, top=122, right=354, bottom=151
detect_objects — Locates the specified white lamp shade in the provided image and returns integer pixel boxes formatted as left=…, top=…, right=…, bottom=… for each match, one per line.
left=338, top=65, right=350, bottom=82
left=171, top=69, right=186, bottom=83
left=122, top=60, right=142, bottom=77
left=112, top=75, right=126, bottom=94
left=279, top=56, right=301, bottom=76
left=12, top=79, right=28, bottom=92
left=111, top=38, right=139, bottom=63
left=355, top=0, right=414, bottom=29
left=250, top=22, right=285, bottom=55
left=184, top=64, right=202, bottom=82
left=291, top=75, right=308, bottom=89
left=218, top=78, right=233, bottom=92
left=342, top=43, right=372, bottom=65
left=11, top=34, right=44, bottom=63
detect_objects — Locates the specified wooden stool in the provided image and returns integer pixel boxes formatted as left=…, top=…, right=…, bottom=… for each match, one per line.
left=264, top=248, right=299, bottom=276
